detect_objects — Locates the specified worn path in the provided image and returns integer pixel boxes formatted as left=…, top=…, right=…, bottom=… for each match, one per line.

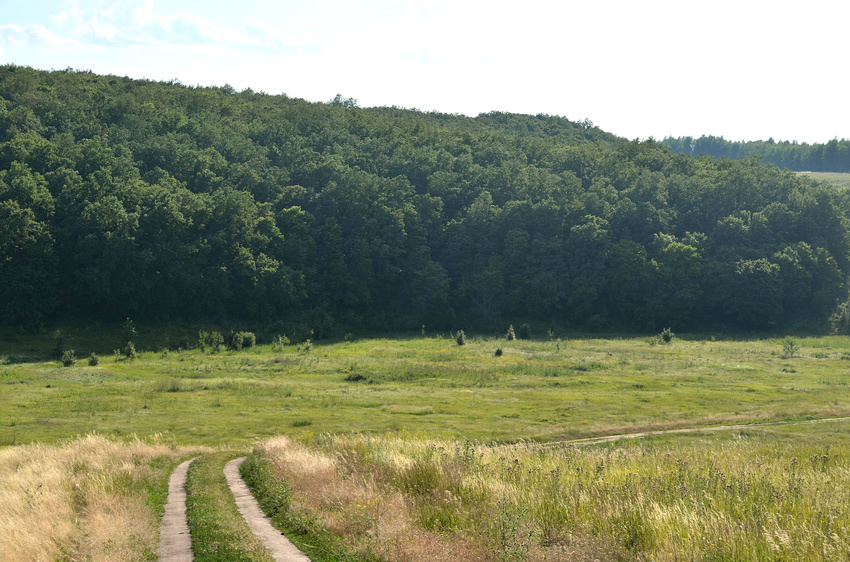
left=497, top=415, right=850, bottom=450
left=158, top=458, right=197, bottom=562
left=224, top=457, right=311, bottom=562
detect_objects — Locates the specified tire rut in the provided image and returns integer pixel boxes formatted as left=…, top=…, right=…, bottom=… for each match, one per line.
left=158, top=457, right=197, bottom=562
left=224, top=457, right=310, bottom=562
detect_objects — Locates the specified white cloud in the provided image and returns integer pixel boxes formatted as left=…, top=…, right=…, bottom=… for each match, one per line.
left=0, top=24, right=82, bottom=50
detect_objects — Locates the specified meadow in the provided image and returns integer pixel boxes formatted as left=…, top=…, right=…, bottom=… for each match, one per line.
left=2, top=328, right=850, bottom=560
left=796, top=171, right=850, bottom=189
left=2, top=330, right=849, bottom=446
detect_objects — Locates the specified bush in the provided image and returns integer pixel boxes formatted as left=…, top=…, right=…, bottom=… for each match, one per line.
left=61, top=349, right=76, bottom=367
left=272, top=334, right=290, bottom=350
left=456, top=330, right=466, bottom=346
left=232, top=331, right=244, bottom=351
left=517, top=323, right=531, bottom=340
left=88, top=352, right=99, bottom=366
left=782, top=336, right=799, bottom=358
left=199, top=330, right=224, bottom=353
left=495, top=347, right=503, bottom=357
left=231, top=331, right=257, bottom=351
left=121, top=341, right=138, bottom=360
left=660, top=327, right=675, bottom=344
left=506, top=325, right=516, bottom=341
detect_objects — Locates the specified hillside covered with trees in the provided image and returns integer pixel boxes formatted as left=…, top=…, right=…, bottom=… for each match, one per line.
left=2, top=65, right=850, bottom=333
left=663, top=135, right=850, bottom=173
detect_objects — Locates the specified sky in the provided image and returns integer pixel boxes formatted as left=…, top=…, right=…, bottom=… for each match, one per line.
left=0, top=0, right=847, bottom=143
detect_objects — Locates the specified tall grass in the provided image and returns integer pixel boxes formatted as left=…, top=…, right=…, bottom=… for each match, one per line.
left=254, top=424, right=850, bottom=561
left=0, top=434, right=203, bottom=561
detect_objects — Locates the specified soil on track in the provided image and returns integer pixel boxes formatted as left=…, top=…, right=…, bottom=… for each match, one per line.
left=158, top=458, right=196, bottom=562
left=224, top=457, right=310, bottom=562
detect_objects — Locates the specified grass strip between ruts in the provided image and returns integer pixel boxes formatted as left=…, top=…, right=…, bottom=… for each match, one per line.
left=185, top=452, right=275, bottom=562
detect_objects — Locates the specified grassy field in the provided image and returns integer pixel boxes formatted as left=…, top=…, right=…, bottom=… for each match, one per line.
left=251, top=422, right=850, bottom=561
left=796, top=171, right=850, bottom=188
left=2, top=331, right=850, bottom=447
left=2, top=328, right=850, bottom=560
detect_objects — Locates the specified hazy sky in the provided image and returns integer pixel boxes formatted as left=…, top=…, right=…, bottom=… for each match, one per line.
left=1, top=0, right=847, bottom=143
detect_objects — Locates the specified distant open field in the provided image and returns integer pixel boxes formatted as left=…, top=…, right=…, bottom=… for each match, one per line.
left=796, top=171, right=850, bottom=188
left=2, top=330, right=850, bottom=446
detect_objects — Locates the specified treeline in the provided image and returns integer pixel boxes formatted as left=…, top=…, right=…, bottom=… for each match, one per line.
left=663, top=135, right=850, bottom=173
left=1, top=65, right=850, bottom=333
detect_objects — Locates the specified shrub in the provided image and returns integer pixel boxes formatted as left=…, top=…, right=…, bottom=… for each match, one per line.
left=782, top=336, right=799, bottom=358
left=660, top=327, right=675, bottom=344
left=517, top=323, right=531, bottom=340
left=495, top=347, right=503, bottom=357
left=242, top=332, right=256, bottom=348
left=297, top=339, right=312, bottom=352
left=506, top=325, right=516, bottom=341
left=210, top=332, right=224, bottom=353
left=199, top=330, right=224, bottom=353
left=88, top=352, right=99, bottom=366
left=61, top=349, right=76, bottom=367
left=456, top=330, right=466, bottom=346
left=232, top=331, right=244, bottom=351
left=272, top=334, right=290, bottom=350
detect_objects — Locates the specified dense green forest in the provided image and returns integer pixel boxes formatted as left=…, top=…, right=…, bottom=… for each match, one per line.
left=663, top=135, right=850, bottom=173
left=2, top=65, right=850, bottom=334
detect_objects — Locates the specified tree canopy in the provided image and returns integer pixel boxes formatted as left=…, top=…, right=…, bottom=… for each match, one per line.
left=1, top=65, right=849, bottom=333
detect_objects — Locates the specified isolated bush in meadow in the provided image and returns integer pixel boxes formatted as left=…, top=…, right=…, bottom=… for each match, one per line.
left=506, top=325, right=516, bottom=341
left=87, top=352, right=98, bottom=366
left=660, top=327, right=675, bottom=344
left=782, top=336, right=799, bottom=358
left=495, top=347, right=503, bottom=357
left=60, top=349, right=76, bottom=367
left=272, top=334, right=290, bottom=350
left=456, top=330, right=466, bottom=346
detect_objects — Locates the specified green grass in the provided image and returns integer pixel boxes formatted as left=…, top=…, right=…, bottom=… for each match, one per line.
left=2, top=331, right=850, bottom=446
left=185, top=452, right=274, bottom=562
left=796, top=171, right=850, bottom=188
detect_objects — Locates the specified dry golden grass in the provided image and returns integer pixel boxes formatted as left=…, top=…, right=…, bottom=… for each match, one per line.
left=259, top=436, right=488, bottom=560
left=258, top=424, right=850, bottom=562
left=0, top=434, right=205, bottom=562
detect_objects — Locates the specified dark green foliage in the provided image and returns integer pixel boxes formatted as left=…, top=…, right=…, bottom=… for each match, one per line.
left=660, top=327, right=675, bottom=344
left=517, top=324, right=531, bottom=340
left=495, top=347, right=503, bottom=357
left=231, top=331, right=244, bottom=352
left=664, top=135, right=850, bottom=173
left=60, top=349, right=76, bottom=367
left=1, top=65, right=849, bottom=332
left=198, top=330, right=224, bottom=353
left=87, top=352, right=99, bottom=366
left=782, top=336, right=799, bottom=358
left=456, top=330, right=466, bottom=346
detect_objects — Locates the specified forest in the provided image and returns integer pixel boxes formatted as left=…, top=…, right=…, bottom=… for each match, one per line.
left=2, top=64, right=850, bottom=334
left=663, top=134, right=850, bottom=173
